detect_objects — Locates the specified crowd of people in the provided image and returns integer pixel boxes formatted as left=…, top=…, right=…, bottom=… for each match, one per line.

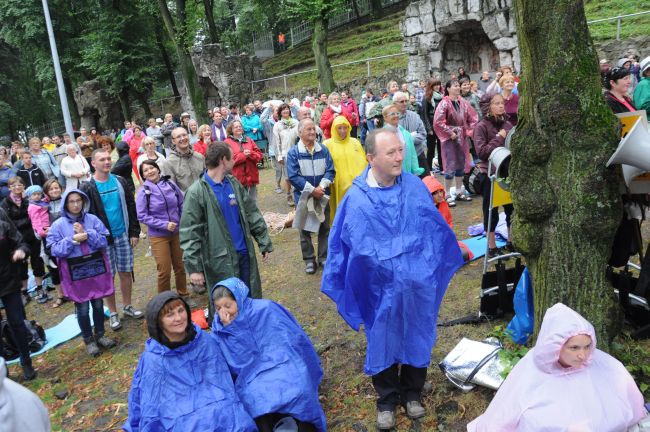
left=0, top=51, right=649, bottom=431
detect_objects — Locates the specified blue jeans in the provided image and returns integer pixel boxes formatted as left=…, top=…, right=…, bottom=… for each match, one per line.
left=75, top=298, right=105, bottom=340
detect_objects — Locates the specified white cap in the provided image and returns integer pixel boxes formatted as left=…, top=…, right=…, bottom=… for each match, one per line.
left=155, top=118, right=163, bottom=123
left=641, top=56, right=650, bottom=74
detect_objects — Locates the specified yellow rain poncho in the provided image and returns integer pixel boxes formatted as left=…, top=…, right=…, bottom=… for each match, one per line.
left=323, top=116, right=367, bottom=224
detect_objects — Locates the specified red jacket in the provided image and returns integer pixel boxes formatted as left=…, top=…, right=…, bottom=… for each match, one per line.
left=224, top=136, right=263, bottom=187
left=341, top=99, right=359, bottom=127
left=320, top=106, right=354, bottom=139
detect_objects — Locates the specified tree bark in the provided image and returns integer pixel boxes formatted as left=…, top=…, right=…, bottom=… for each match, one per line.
left=118, top=89, right=131, bottom=121
left=370, top=0, right=383, bottom=20
left=202, top=0, right=220, bottom=44
left=156, top=0, right=208, bottom=123
left=154, top=26, right=180, bottom=98
left=510, top=0, right=622, bottom=347
left=312, top=16, right=336, bottom=94
left=134, top=91, right=153, bottom=118
left=63, top=76, right=80, bottom=124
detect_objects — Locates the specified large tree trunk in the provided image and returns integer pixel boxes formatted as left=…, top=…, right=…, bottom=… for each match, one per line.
left=510, top=0, right=623, bottom=346
left=202, top=0, right=220, bottom=44
left=63, top=76, right=80, bottom=124
left=370, top=0, right=383, bottom=20
left=118, top=89, right=131, bottom=121
left=312, top=17, right=336, bottom=94
left=157, top=0, right=208, bottom=124
left=154, top=26, right=181, bottom=98
left=134, top=91, right=153, bottom=118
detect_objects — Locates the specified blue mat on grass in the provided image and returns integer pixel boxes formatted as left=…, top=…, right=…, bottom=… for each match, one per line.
left=461, top=235, right=507, bottom=262
left=7, top=307, right=110, bottom=365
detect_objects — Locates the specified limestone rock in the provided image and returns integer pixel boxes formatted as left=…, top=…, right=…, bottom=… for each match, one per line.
left=73, top=80, right=122, bottom=131
left=403, top=16, right=424, bottom=37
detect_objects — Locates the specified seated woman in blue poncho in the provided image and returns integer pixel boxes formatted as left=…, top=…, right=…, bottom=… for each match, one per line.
left=123, top=291, right=256, bottom=432
left=211, top=277, right=327, bottom=432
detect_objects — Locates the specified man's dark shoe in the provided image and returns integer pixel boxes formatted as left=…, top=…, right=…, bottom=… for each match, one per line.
left=504, top=242, right=516, bottom=253
left=305, top=261, right=316, bottom=274
left=95, top=335, right=116, bottom=349
left=488, top=247, right=501, bottom=259
left=21, top=361, right=37, bottom=381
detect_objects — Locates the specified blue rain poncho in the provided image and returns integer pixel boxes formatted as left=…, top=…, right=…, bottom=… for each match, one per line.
left=321, top=166, right=463, bottom=375
left=211, top=278, right=327, bottom=431
left=124, top=292, right=256, bottom=432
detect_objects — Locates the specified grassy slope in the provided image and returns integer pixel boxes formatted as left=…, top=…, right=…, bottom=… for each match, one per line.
left=261, top=2, right=650, bottom=93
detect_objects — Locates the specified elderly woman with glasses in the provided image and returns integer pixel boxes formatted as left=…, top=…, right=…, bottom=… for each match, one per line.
left=381, top=104, right=424, bottom=176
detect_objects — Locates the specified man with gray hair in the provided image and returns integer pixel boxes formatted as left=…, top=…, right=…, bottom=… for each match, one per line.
left=321, top=129, right=462, bottom=429
left=287, top=118, right=335, bottom=274
left=162, top=127, right=205, bottom=192
left=392, top=91, right=428, bottom=175
left=296, top=106, right=323, bottom=143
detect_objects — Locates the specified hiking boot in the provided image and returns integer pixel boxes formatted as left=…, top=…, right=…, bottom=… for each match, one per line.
left=405, top=401, right=426, bottom=419
left=287, top=196, right=295, bottom=207
left=504, top=242, right=516, bottom=253
left=123, top=305, right=144, bottom=319
left=109, top=313, right=122, bottom=331
left=21, top=361, right=37, bottom=381
left=305, top=261, right=316, bottom=275
left=95, top=335, right=116, bottom=349
left=85, top=340, right=100, bottom=357
left=377, top=410, right=396, bottom=429
left=182, top=296, right=198, bottom=309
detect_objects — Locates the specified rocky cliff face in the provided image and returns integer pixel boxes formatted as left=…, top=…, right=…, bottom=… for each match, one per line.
left=402, top=0, right=519, bottom=81
left=73, top=80, right=122, bottom=131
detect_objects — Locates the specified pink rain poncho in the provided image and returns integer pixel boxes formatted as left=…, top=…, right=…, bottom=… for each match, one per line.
left=468, top=303, right=646, bottom=431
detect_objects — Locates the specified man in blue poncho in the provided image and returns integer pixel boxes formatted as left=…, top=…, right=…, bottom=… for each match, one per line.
left=321, top=129, right=463, bottom=429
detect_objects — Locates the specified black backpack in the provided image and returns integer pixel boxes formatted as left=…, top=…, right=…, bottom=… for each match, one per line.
left=0, top=319, right=46, bottom=360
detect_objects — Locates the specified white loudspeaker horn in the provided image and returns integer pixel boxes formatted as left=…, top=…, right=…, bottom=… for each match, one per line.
left=607, top=118, right=650, bottom=170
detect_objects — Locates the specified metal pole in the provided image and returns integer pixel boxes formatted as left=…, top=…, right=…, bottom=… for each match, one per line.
left=367, top=60, right=371, bottom=77
left=283, top=75, right=287, bottom=93
left=42, top=0, right=74, bottom=138
left=290, top=28, right=294, bottom=49
left=616, top=18, right=621, bottom=40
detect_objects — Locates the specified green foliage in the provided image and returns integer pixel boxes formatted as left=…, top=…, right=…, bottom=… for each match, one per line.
left=585, top=0, right=650, bottom=41
left=488, top=325, right=530, bottom=378
left=280, top=0, right=347, bottom=22
left=612, top=335, right=650, bottom=396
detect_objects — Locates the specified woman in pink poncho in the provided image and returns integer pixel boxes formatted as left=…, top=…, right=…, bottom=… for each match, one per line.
left=468, top=303, right=647, bottom=431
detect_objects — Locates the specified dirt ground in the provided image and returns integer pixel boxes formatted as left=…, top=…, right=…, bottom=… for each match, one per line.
left=9, top=166, right=650, bottom=431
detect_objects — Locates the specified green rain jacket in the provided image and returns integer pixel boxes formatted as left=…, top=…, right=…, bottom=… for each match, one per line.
left=633, top=76, right=650, bottom=114
left=180, top=174, right=273, bottom=299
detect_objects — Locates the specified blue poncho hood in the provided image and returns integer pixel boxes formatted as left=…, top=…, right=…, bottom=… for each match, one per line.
left=211, top=277, right=327, bottom=431
left=321, top=166, right=464, bottom=375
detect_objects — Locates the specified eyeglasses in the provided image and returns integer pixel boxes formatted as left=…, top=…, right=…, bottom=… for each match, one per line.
left=386, top=112, right=400, bottom=117
left=394, top=100, right=407, bottom=103
left=67, top=199, right=83, bottom=205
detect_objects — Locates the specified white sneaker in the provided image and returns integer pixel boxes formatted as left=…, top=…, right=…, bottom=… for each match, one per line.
left=145, top=246, right=152, bottom=257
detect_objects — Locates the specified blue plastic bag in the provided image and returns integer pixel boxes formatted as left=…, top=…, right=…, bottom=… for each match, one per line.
left=506, top=267, right=534, bottom=345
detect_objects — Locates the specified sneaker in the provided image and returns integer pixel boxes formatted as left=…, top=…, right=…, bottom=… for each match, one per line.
left=287, top=197, right=295, bottom=207
left=36, top=290, right=52, bottom=304
left=109, top=313, right=122, bottom=331
left=139, top=232, right=147, bottom=239
left=275, top=187, right=283, bottom=194
left=85, top=340, right=100, bottom=357
left=182, top=296, right=198, bottom=309
left=456, top=192, right=472, bottom=202
left=145, top=246, right=152, bottom=257
left=504, top=242, right=516, bottom=253
left=405, top=401, right=426, bottom=419
left=123, top=305, right=144, bottom=319
left=21, top=292, right=31, bottom=306
left=446, top=195, right=457, bottom=208
left=305, top=261, right=316, bottom=275
left=21, top=361, right=37, bottom=381
left=95, top=335, right=116, bottom=349
left=488, top=247, right=501, bottom=259
left=377, top=410, right=396, bottom=429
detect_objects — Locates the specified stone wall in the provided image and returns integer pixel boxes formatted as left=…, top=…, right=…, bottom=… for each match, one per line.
left=402, top=0, right=519, bottom=82
left=73, top=80, right=122, bottom=131
left=189, top=45, right=264, bottom=111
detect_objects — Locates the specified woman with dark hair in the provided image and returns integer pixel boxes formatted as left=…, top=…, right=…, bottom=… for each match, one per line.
left=604, top=67, right=636, bottom=114
left=473, top=93, right=515, bottom=258
left=111, top=140, right=136, bottom=195
left=47, top=189, right=116, bottom=357
left=422, top=78, right=444, bottom=173
left=1, top=176, right=49, bottom=303
left=0, top=206, right=37, bottom=380
left=272, top=103, right=298, bottom=207
left=433, top=80, right=478, bottom=206
left=211, top=277, right=326, bottom=432
left=457, top=66, right=470, bottom=82
left=124, top=292, right=257, bottom=432
left=224, top=120, right=263, bottom=203
left=135, top=160, right=190, bottom=302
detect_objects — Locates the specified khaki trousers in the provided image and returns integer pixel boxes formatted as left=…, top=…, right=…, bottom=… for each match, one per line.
left=150, top=234, right=188, bottom=296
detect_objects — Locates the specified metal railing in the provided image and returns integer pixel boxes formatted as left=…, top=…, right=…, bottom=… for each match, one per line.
left=587, top=10, right=650, bottom=40
left=25, top=119, right=66, bottom=139
left=250, top=52, right=408, bottom=94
